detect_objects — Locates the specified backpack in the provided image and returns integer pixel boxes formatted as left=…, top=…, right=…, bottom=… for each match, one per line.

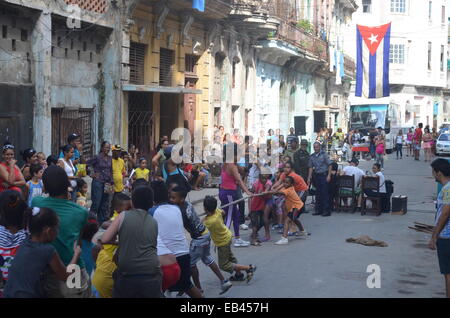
left=163, top=161, right=192, bottom=193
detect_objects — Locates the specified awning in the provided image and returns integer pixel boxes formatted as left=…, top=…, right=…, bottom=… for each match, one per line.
left=123, top=84, right=202, bottom=94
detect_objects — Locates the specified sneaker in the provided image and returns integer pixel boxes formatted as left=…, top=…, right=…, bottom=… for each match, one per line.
left=288, top=231, right=299, bottom=237
left=246, top=265, right=257, bottom=283
left=297, top=231, right=309, bottom=237
left=275, top=237, right=289, bottom=245
left=219, top=280, right=233, bottom=295
left=271, top=224, right=281, bottom=230
left=164, top=290, right=173, bottom=298
left=234, top=238, right=250, bottom=247
left=240, top=224, right=249, bottom=230
left=229, top=273, right=245, bottom=281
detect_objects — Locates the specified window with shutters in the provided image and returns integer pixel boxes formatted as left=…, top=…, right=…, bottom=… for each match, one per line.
left=51, top=108, right=94, bottom=160
left=428, top=42, right=432, bottom=70
left=428, top=1, right=432, bottom=21
left=129, top=42, right=146, bottom=85
left=160, top=48, right=175, bottom=86
left=214, top=53, right=225, bottom=104
left=362, top=0, right=371, bottom=13
left=185, top=54, right=199, bottom=75
left=442, top=6, right=446, bottom=24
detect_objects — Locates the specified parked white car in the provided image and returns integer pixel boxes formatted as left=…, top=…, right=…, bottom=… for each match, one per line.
left=436, top=133, right=450, bottom=156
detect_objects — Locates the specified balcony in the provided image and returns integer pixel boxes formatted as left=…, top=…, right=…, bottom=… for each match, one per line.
left=261, top=0, right=328, bottom=61
left=275, top=21, right=328, bottom=61
left=228, top=0, right=279, bottom=37
left=344, top=54, right=356, bottom=78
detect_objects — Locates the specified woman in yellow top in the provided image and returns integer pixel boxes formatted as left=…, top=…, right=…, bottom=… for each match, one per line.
left=111, top=145, right=126, bottom=193
left=134, top=157, right=150, bottom=181
left=92, top=193, right=131, bottom=298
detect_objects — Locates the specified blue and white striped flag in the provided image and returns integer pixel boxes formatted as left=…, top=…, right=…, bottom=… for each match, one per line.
left=355, top=23, right=391, bottom=99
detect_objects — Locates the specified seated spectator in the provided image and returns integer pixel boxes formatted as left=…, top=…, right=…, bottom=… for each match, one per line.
left=340, top=158, right=365, bottom=209
left=363, top=163, right=389, bottom=212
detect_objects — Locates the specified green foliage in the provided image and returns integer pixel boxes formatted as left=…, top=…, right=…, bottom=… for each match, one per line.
left=297, top=20, right=314, bottom=34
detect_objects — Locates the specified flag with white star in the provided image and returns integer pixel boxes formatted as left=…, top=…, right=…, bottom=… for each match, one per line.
left=355, top=23, right=392, bottom=98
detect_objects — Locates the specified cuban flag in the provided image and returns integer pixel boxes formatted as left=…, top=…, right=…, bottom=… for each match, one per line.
left=355, top=23, right=391, bottom=99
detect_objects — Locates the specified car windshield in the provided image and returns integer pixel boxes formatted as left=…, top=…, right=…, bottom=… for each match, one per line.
left=439, top=134, right=450, bottom=141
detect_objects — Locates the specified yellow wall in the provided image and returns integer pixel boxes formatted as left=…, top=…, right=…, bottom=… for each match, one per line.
left=127, top=3, right=212, bottom=141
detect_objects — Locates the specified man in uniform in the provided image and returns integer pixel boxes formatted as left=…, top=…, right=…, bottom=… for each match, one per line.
left=307, top=142, right=332, bottom=217
left=293, top=140, right=310, bottom=181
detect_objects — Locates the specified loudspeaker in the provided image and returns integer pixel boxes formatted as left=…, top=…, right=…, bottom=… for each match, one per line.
left=294, top=116, right=307, bottom=136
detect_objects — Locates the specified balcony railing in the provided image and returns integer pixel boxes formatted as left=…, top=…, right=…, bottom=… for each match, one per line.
left=230, top=0, right=270, bottom=12
left=230, top=0, right=328, bottom=61
left=275, top=21, right=328, bottom=61
left=344, top=54, right=356, bottom=76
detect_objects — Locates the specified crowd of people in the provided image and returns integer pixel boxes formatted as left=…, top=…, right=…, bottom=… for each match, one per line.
left=0, top=122, right=439, bottom=298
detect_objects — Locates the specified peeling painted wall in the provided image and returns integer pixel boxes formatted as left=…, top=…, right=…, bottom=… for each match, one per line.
left=51, top=58, right=100, bottom=108
left=0, top=11, right=33, bottom=84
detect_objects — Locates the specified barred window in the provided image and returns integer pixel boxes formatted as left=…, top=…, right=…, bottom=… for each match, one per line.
left=390, top=0, right=406, bottom=13
left=362, top=0, right=371, bottom=13
left=389, top=44, right=405, bottom=64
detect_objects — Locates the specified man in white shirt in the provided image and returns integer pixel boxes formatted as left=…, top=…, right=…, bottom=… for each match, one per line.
left=341, top=158, right=365, bottom=208
left=342, top=158, right=365, bottom=188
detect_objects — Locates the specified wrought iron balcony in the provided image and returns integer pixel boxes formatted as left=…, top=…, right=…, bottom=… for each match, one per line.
left=344, top=54, right=356, bottom=77
left=275, top=21, right=328, bottom=61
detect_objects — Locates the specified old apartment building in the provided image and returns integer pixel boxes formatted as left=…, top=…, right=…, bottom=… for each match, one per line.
left=0, top=0, right=358, bottom=160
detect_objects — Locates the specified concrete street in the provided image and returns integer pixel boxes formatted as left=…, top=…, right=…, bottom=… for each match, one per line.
left=186, top=152, right=448, bottom=298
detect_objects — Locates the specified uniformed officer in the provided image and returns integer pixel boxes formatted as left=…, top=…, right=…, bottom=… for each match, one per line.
left=307, top=142, right=332, bottom=217
left=293, top=139, right=310, bottom=181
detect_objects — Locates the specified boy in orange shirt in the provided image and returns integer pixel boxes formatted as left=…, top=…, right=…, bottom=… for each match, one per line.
left=266, top=176, right=306, bottom=245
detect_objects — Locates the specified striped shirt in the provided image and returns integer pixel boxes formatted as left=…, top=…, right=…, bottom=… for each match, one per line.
left=0, top=226, right=28, bottom=280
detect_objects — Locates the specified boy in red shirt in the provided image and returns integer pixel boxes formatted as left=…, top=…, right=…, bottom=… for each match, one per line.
left=249, top=174, right=272, bottom=246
